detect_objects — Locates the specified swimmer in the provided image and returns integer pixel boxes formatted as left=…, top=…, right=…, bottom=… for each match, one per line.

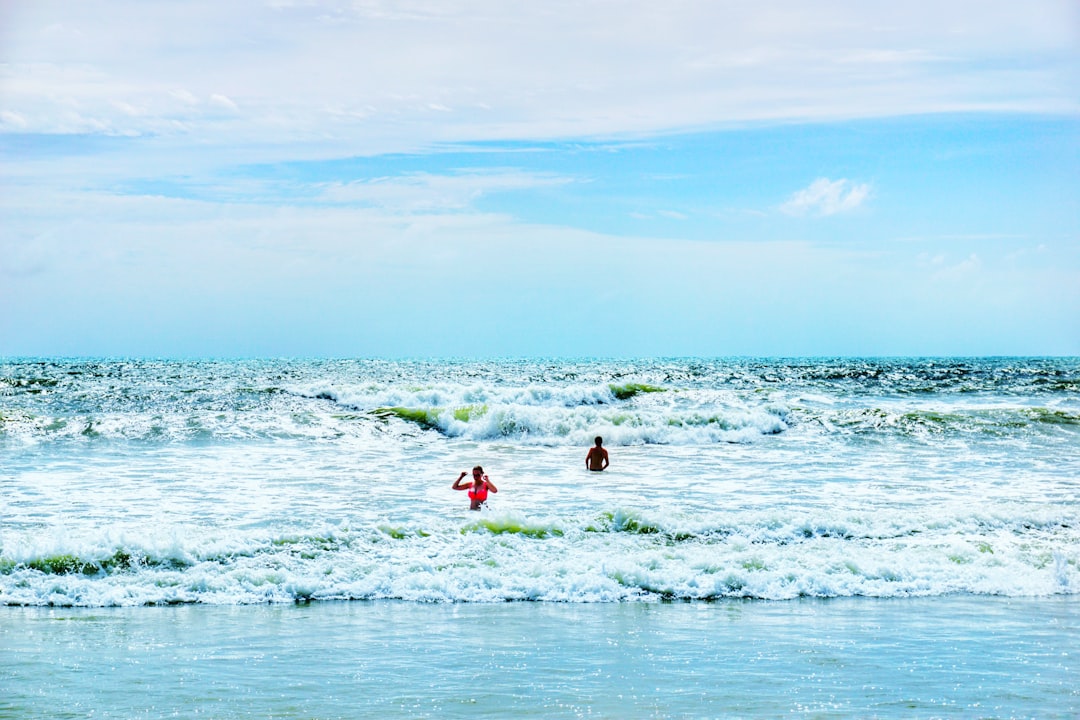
left=586, top=436, right=609, bottom=471
left=453, top=465, right=498, bottom=510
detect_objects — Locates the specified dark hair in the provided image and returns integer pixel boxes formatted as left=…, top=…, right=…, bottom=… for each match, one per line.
left=472, top=465, right=484, bottom=474
left=594, top=436, right=603, bottom=445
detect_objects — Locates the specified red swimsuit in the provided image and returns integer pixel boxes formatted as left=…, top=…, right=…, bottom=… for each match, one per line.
left=468, top=483, right=489, bottom=503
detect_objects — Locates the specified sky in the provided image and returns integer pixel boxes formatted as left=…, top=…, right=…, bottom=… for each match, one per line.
left=1, top=0, right=1078, bottom=358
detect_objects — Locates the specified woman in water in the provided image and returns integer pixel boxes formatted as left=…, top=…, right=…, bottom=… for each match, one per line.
left=452, top=466, right=498, bottom=510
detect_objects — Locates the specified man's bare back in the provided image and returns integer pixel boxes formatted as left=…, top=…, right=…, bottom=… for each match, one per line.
left=586, top=436, right=609, bottom=471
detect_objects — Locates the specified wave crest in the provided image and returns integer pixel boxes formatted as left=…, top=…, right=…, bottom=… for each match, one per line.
left=3, top=510, right=1075, bottom=606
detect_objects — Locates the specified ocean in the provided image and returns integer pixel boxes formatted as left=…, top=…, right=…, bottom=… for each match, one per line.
left=2, top=357, right=1078, bottom=717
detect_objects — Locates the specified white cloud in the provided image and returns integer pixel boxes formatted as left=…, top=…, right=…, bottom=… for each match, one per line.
left=111, top=101, right=142, bottom=116
left=0, top=110, right=29, bottom=129
left=932, top=253, right=983, bottom=281
left=1, top=0, right=1076, bottom=159
left=657, top=210, right=688, bottom=220
left=317, top=170, right=573, bottom=211
left=169, top=89, right=200, bottom=106
left=781, top=178, right=871, bottom=217
left=209, top=94, right=239, bottom=111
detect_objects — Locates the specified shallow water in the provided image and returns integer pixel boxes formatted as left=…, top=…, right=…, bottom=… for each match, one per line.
left=2, top=597, right=1077, bottom=718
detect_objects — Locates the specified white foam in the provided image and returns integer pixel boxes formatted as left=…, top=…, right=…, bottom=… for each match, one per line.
left=3, top=507, right=1077, bottom=606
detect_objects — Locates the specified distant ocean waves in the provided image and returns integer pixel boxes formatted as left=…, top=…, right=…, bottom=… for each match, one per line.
left=2, top=394, right=1076, bottom=446
left=2, top=506, right=1076, bottom=607
left=3, top=358, right=1078, bottom=446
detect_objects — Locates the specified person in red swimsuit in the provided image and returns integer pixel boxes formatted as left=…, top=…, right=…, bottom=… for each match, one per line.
left=452, top=466, right=498, bottom=510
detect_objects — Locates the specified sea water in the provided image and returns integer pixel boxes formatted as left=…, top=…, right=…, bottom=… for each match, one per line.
left=1, top=357, right=1078, bottom=717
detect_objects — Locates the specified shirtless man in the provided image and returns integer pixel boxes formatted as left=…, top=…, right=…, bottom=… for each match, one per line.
left=585, top=436, right=609, bottom=471
left=452, top=466, right=498, bottom=510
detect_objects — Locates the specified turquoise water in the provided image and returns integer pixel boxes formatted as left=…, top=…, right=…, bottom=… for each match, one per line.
left=2, top=358, right=1078, bottom=715
left=2, top=597, right=1077, bottom=718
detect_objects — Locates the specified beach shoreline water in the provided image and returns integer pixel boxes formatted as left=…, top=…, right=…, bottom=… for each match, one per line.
left=2, top=595, right=1077, bottom=718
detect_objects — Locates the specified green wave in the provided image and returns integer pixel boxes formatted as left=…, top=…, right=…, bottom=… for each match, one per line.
left=587, top=511, right=699, bottom=541
left=452, top=404, right=488, bottom=422
left=462, top=519, right=564, bottom=539
left=664, top=414, right=748, bottom=429
left=823, top=406, right=1080, bottom=436
left=1, top=549, right=180, bottom=576
left=371, top=406, right=442, bottom=430
left=377, top=525, right=432, bottom=539
left=898, top=410, right=966, bottom=431
left=372, top=404, right=489, bottom=430
left=900, top=407, right=1080, bottom=432
left=1023, top=407, right=1080, bottom=426
left=609, top=383, right=666, bottom=400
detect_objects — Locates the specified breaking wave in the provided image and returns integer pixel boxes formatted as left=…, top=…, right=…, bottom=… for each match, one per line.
left=2, top=506, right=1076, bottom=607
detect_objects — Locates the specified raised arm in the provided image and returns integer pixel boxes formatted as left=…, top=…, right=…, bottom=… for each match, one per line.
left=483, top=476, right=497, bottom=493
left=452, top=471, right=469, bottom=490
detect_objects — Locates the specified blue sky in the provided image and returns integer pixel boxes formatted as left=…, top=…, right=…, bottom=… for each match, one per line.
left=2, top=1, right=1078, bottom=358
